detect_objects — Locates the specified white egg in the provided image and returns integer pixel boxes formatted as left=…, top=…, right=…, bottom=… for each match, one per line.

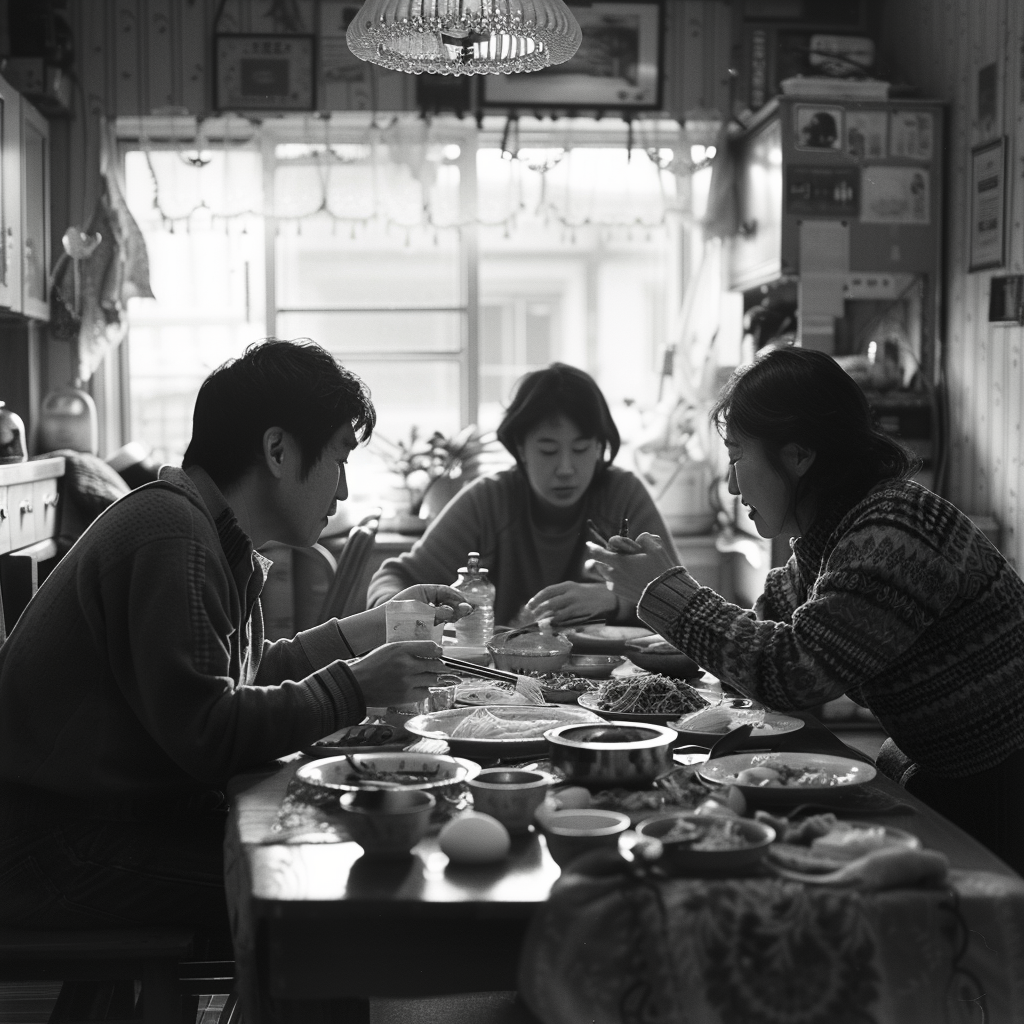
left=439, top=813, right=511, bottom=865
left=552, top=786, right=592, bottom=810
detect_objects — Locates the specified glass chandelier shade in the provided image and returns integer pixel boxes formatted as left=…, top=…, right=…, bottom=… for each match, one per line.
left=346, top=0, right=583, bottom=76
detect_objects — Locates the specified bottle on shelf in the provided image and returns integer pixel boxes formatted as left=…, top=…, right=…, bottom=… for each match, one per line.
left=452, top=551, right=496, bottom=648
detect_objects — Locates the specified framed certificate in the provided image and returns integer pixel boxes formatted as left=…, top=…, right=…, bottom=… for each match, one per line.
left=969, top=138, right=1006, bottom=272
left=215, top=34, right=316, bottom=112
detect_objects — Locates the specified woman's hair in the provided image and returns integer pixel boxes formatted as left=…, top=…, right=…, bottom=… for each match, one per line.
left=496, top=363, right=620, bottom=466
left=710, top=346, right=918, bottom=516
left=182, top=338, right=375, bottom=488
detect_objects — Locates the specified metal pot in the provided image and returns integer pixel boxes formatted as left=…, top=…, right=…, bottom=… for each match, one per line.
left=544, top=721, right=678, bottom=787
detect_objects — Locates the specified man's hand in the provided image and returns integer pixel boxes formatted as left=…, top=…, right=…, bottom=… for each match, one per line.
left=523, top=581, right=618, bottom=625
left=392, top=584, right=473, bottom=625
left=348, top=640, right=446, bottom=707
left=585, top=532, right=678, bottom=605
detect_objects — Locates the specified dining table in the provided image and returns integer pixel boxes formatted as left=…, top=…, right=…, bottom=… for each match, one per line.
left=224, top=690, right=1024, bottom=1024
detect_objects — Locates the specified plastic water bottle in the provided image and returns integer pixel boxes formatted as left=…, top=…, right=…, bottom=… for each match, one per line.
left=452, top=552, right=495, bottom=647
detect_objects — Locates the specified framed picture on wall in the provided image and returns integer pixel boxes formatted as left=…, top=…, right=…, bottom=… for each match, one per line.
left=969, top=137, right=1007, bottom=272
left=481, top=2, right=663, bottom=111
left=214, top=34, right=316, bottom=111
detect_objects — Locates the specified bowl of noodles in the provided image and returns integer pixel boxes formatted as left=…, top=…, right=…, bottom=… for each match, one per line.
left=577, top=673, right=716, bottom=726
left=403, top=704, right=605, bottom=758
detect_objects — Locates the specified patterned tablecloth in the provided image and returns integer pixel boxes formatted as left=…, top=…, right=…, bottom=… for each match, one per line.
left=518, top=855, right=1024, bottom=1024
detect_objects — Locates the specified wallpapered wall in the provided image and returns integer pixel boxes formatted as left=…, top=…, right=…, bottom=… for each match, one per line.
left=880, top=0, right=1024, bottom=571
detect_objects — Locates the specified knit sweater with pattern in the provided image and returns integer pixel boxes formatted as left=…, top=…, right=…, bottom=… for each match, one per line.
left=0, top=465, right=366, bottom=798
left=367, top=465, right=678, bottom=627
left=639, top=478, right=1024, bottom=777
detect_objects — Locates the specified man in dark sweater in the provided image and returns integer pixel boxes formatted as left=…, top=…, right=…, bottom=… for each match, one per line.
left=0, top=340, right=468, bottom=944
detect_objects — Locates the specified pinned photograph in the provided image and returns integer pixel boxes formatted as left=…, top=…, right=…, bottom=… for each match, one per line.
left=794, top=105, right=843, bottom=151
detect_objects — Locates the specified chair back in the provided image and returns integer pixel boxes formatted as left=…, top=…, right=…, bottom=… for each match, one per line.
left=319, top=515, right=380, bottom=622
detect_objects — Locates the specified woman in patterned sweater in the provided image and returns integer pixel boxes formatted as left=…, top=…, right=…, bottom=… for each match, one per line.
left=593, top=346, right=1024, bottom=873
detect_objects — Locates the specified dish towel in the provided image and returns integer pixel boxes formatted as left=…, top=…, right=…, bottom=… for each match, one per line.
left=518, top=854, right=1024, bottom=1024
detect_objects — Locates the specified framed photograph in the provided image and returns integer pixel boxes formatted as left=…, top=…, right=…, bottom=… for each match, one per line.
left=215, top=34, right=316, bottom=112
left=969, top=138, right=1006, bottom=272
left=482, top=2, right=663, bottom=111
left=793, top=104, right=843, bottom=152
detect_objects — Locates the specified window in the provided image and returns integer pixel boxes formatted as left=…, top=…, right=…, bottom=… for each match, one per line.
left=123, top=115, right=685, bottom=509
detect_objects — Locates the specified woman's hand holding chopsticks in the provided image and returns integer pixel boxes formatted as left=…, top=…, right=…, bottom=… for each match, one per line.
left=586, top=531, right=678, bottom=605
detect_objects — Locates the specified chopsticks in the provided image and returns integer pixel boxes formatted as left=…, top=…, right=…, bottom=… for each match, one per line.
left=440, top=656, right=518, bottom=690
left=586, top=517, right=630, bottom=546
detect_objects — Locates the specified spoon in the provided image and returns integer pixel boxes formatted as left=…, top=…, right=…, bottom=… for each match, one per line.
left=706, top=723, right=754, bottom=760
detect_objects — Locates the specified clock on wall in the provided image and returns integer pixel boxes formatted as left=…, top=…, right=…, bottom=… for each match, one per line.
left=214, top=34, right=316, bottom=111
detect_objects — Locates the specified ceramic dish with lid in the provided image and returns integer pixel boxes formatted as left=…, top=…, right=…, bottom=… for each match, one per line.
left=486, top=629, right=572, bottom=674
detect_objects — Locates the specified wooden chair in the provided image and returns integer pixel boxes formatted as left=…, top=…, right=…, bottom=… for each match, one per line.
left=318, top=514, right=380, bottom=622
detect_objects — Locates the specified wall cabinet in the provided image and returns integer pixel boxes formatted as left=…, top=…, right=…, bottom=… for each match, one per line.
left=0, top=73, right=50, bottom=321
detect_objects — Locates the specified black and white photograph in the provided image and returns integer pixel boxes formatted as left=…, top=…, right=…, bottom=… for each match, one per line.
left=2, top=3, right=1024, bottom=1024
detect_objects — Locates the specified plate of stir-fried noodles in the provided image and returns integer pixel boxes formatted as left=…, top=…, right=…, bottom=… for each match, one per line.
left=577, top=673, right=717, bottom=725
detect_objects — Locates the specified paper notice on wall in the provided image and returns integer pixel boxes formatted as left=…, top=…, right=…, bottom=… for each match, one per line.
left=889, top=111, right=934, bottom=160
left=861, top=167, right=930, bottom=224
left=845, top=110, right=887, bottom=160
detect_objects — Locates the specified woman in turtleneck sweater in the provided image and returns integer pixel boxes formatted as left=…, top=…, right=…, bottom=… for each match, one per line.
left=367, top=363, right=678, bottom=628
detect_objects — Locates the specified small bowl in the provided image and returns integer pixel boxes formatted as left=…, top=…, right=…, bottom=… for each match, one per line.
left=295, top=753, right=479, bottom=802
left=634, top=812, right=776, bottom=876
left=486, top=629, right=572, bottom=675
left=338, top=789, right=436, bottom=859
left=538, top=808, right=632, bottom=868
left=467, top=769, right=553, bottom=834
left=567, top=654, right=625, bottom=679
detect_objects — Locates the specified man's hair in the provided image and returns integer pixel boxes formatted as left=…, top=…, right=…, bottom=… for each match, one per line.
left=182, top=338, right=375, bottom=488
left=496, top=362, right=620, bottom=467
left=710, top=345, right=917, bottom=517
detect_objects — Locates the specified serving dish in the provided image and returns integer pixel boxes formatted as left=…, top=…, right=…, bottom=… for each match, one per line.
left=302, top=722, right=408, bottom=757
left=295, top=752, right=480, bottom=799
left=578, top=685, right=719, bottom=727
left=545, top=721, right=679, bottom=787
left=487, top=629, right=572, bottom=674
left=404, top=704, right=604, bottom=758
left=624, top=639, right=701, bottom=679
left=634, top=812, right=776, bottom=875
left=698, top=752, right=877, bottom=808
left=672, top=706, right=805, bottom=748
left=565, top=624, right=654, bottom=655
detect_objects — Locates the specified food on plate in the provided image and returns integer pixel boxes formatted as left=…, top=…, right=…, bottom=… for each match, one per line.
left=342, top=764, right=443, bottom=786
left=455, top=681, right=533, bottom=706
left=736, top=759, right=854, bottom=787
left=439, top=813, right=511, bottom=865
left=694, top=785, right=747, bottom=817
left=658, top=815, right=758, bottom=851
left=674, top=704, right=766, bottom=734
left=310, top=724, right=401, bottom=749
left=591, top=673, right=709, bottom=716
left=448, top=707, right=569, bottom=740
left=528, top=672, right=597, bottom=693
left=754, top=811, right=839, bottom=844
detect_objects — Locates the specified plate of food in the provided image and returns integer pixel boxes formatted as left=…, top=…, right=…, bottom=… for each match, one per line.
left=302, top=722, right=409, bottom=757
left=404, top=704, right=604, bottom=758
left=671, top=703, right=805, bottom=747
left=698, top=752, right=877, bottom=807
left=453, top=681, right=536, bottom=706
left=577, top=672, right=716, bottom=725
left=634, top=812, right=776, bottom=876
left=754, top=811, right=921, bottom=873
left=294, top=752, right=480, bottom=798
left=523, top=672, right=598, bottom=704
left=564, top=624, right=655, bottom=655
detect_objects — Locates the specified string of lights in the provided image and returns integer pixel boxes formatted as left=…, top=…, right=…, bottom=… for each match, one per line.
left=136, top=115, right=700, bottom=240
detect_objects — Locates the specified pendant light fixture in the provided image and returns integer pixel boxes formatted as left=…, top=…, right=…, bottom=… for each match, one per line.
left=346, top=0, right=583, bottom=76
